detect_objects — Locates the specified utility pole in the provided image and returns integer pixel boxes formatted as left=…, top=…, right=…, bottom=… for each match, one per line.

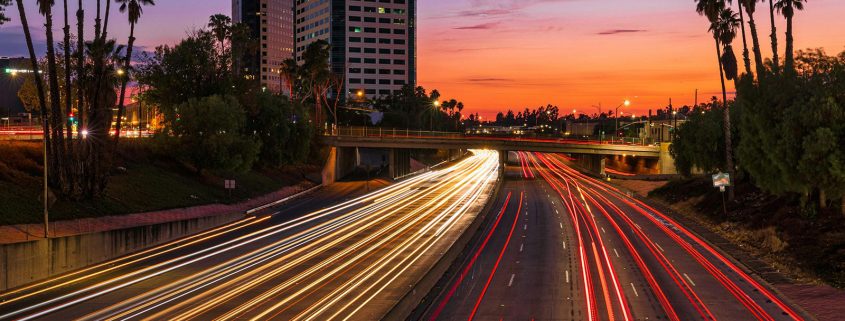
left=43, top=134, right=49, bottom=238
left=694, top=89, right=698, bottom=109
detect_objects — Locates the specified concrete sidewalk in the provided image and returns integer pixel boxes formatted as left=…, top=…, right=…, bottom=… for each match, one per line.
left=0, top=181, right=316, bottom=244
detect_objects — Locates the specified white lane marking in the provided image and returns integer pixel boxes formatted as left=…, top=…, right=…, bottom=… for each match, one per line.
left=555, top=209, right=559, bottom=214
left=655, top=242, right=665, bottom=252
left=559, top=222, right=563, bottom=229
left=519, top=243, right=524, bottom=252
left=566, top=270, right=570, bottom=283
left=684, top=273, right=697, bottom=286
left=613, top=249, right=620, bottom=258
left=601, top=227, right=606, bottom=234
left=631, top=283, right=639, bottom=297
left=524, top=224, right=527, bottom=231
left=562, top=241, right=566, bottom=249
left=508, top=274, right=516, bottom=287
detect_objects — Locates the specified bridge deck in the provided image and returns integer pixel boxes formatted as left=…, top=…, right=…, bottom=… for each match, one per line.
left=323, top=134, right=661, bottom=158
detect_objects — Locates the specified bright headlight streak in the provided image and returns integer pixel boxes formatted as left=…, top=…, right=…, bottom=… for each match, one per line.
left=9, top=160, right=452, bottom=321
left=162, top=151, right=494, bottom=316
left=327, top=159, right=499, bottom=321
left=0, top=216, right=268, bottom=307
left=92, top=193, right=413, bottom=321
left=226, top=152, right=497, bottom=320
left=291, top=154, right=498, bottom=320
left=112, top=174, right=455, bottom=320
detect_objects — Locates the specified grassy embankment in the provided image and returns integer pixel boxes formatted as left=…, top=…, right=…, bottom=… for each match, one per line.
left=650, top=178, right=845, bottom=288
left=0, top=140, right=319, bottom=225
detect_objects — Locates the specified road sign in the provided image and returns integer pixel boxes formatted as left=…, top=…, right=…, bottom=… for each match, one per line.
left=712, top=172, right=731, bottom=188
left=225, top=180, right=236, bottom=189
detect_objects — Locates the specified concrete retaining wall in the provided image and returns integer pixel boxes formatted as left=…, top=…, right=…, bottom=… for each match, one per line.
left=0, top=212, right=243, bottom=291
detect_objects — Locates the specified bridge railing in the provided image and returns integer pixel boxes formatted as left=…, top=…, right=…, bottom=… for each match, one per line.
left=329, top=127, right=654, bottom=146
left=332, top=126, right=465, bottom=139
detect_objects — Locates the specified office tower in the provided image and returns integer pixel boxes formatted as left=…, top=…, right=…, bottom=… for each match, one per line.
left=233, top=0, right=295, bottom=93
left=294, top=0, right=416, bottom=99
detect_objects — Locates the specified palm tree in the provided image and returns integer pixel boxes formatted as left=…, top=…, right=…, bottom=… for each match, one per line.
left=0, top=0, right=10, bottom=25
left=114, top=0, right=155, bottom=144
left=740, top=0, right=766, bottom=76
left=14, top=0, right=50, bottom=157
left=715, top=8, right=740, bottom=201
left=774, top=0, right=806, bottom=73
left=62, top=0, right=72, bottom=141
left=698, top=0, right=738, bottom=201
left=727, top=0, right=752, bottom=76
left=696, top=0, right=725, bottom=22
left=718, top=9, right=741, bottom=82
left=767, top=0, right=780, bottom=73
left=208, top=14, right=231, bottom=56
left=75, top=0, right=85, bottom=138
left=280, top=58, right=299, bottom=99
left=101, top=0, right=111, bottom=40
left=38, top=0, right=68, bottom=188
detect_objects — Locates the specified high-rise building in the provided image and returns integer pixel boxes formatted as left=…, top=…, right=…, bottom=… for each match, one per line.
left=294, top=0, right=416, bottom=99
left=233, top=0, right=295, bottom=93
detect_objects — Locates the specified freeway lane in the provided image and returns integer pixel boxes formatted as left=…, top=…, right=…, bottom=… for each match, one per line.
left=424, top=152, right=809, bottom=321
left=0, top=150, right=499, bottom=320
left=424, top=153, right=581, bottom=320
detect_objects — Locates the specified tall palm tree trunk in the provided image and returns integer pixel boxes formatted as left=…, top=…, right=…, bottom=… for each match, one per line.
left=76, top=0, right=84, bottom=139
left=101, top=0, right=110, bottom=39
left=15, top=0, right=52, bottom=165
left=768, top=0, right=780, bottom=73
left=747, top=11, right=766, bottom=76
left=94, top=0, right=101, bottom=40
left=716, top=37, right=736, bottom=201
left=63, top=0, right=72, bottom=141
left=114, top=22, right=135, bottom=145
left=44, top=2, right=68, bottom=190
left=737, top=2, right=752, bottom=76
left=784, top=14, right=794, bottom=73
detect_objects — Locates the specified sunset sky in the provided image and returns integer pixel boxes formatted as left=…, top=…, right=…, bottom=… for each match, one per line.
left=2, top=0, right=844, bottom=118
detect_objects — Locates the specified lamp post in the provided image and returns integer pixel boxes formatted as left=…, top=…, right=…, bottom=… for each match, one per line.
left=615, top=100, right=631, bottom=140
left=431, top=100, right=441, bottom=131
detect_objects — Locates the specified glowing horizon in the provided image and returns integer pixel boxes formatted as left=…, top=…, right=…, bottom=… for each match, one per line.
left=2, top=0, right=843, bottom=118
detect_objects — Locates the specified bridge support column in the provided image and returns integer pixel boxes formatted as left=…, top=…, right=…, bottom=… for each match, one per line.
left=321, top=147, right=357, bottom=186
left=574, top=154, right=606, bottom=177
left=658, top=143, right=678, bottom=175
left=499, top=150, right=507, bottom=171
left=389, top=149, right=412, bottom=180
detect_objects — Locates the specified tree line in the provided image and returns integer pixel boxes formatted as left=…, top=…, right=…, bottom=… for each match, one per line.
left=1, top=2, right=321, bottom=201
left=676, top=0, right=843, bottom=213
left=3, top=0, right=155, bottom=199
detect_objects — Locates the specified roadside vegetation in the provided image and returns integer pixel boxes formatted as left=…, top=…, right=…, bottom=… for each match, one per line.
left=0, top=140, right=318, bottom=225
left=665, top=0, right=844, bottom=288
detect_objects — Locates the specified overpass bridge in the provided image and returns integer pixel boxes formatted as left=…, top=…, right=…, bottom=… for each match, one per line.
left=321, top=127, right=676, bottom=183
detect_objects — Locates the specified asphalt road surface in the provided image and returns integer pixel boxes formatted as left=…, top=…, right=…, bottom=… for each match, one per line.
left=422, top=152, right=811, bottom=321
left=0, top=150, right=499, bottom=321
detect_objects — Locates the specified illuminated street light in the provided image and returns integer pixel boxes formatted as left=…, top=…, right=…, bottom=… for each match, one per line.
left=116, top=68, right=125, bottom=76
left=615, top=99, right=632, bottom=138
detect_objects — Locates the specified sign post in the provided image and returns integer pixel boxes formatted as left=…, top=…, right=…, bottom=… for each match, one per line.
left=712, top=172, right=731, bottom=218
left=225, top=179, right=236, bottom=198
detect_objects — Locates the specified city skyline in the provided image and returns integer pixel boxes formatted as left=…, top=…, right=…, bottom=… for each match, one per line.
left=1, top=0, right=844, bottom=117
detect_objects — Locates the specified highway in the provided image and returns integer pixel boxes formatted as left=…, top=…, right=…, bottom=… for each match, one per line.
left=423, top=152, right=809, bottom=321
left=0, top=150, right=499, bottom=320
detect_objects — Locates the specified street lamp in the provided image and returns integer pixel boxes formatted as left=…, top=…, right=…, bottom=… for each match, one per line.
left=431, top=100, right=441, bottom=131
left=615, top=99, right=631, bottom=139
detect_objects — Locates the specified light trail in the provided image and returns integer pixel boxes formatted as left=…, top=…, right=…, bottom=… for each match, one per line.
left=538, top=152, right=802, bottom=321
left=468, top=192, right=524, bottom=321
left=2, top=150, right=500, bottom=321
